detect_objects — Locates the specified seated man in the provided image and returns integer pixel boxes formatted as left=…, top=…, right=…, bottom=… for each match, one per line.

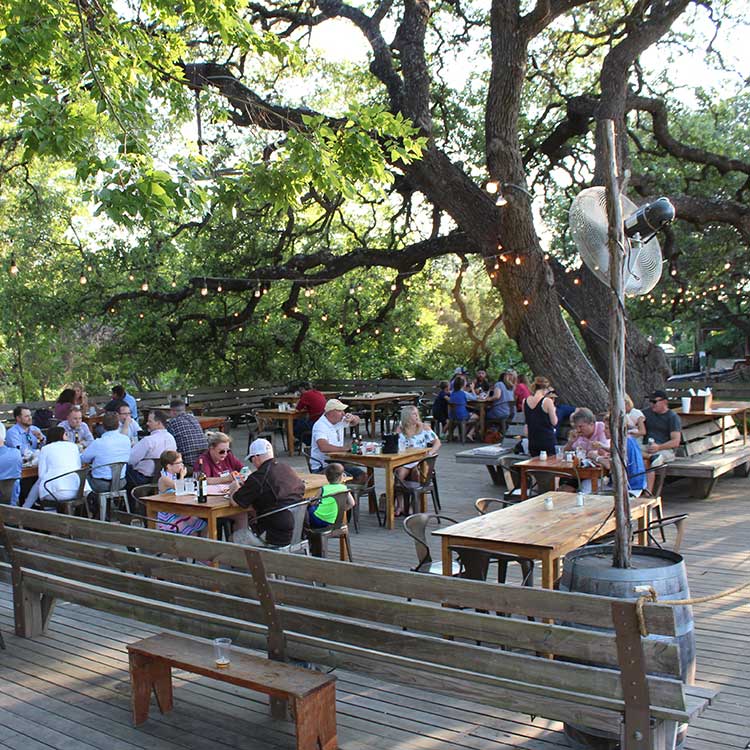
left=310, top=399, right=364, bottom=480
left=117, top=402, right=140, bottom=444
left=229, top=438, right=305, bottom=546
left=81, top=412, right=132, bottom=493
left=104, top=384, right=138, bottom=420
left=0, top=424, right=22, bottom=505
left=5, top=405, right=46, bottom=452
left=126, top=410, right=176, bottom=489
left=642, top=389, right=681, bottom=490
left=59, top=406, right=94, bottom=448
left=166, top=398, right=207, bottom=468
left=293, top=381, right=327, bottom=445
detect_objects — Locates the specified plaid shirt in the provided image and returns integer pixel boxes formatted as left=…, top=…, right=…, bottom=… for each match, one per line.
left=166, top=413, right=208, bottom=468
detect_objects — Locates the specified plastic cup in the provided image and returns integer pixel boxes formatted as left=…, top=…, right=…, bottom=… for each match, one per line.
left=214, top=637, right=231, bottom=668
left=544, top=497, right=554, bottom=510
left=555, top=446, right=564, bottom=460
left=565, top=451, right=574, bottom=463
left=681, top=397, right=691, bottom=413
left=539, top=451, right=548, bottom=461
left=174, top=478, right=185, bottom=495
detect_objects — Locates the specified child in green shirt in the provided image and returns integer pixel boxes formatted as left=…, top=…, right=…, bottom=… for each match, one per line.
left=308, top=463, right=354, bottom=528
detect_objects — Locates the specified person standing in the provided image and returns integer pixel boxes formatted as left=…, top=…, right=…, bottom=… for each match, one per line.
left=54, top=388, right=77, bottom=422
left=523, top=377, right=558, bottom=457
left=166, top=399, right=208, bottom=469
left=293, top=381, right=327, bottom=445
left=106, top=384, right=138, bottom=421
left=127, top=410, right=176, bottom=488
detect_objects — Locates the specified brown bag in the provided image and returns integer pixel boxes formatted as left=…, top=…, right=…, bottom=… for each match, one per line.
left=484, top=429, right=502, bottom=444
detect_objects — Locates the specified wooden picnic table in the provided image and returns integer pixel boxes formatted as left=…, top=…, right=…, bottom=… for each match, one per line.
left=328, top=447, right=431, bottom=529
left=676, top=400, right=750, bottom=453
left=141, top=472, right=326, bottom=543
left=343, top=392, right=421, bottom=437
left=83, top=413, right=229, bottom=433
left=433, top=491, right=659, bottom=589
left=517, top=454, right=605, bottom=499
left=469, top=394, right=498, bottom=438
left=267, top=391, right=340, bottom=405
left=455, top=445, right=514, bottom=485
left=254, top=408, right=302, bottom=457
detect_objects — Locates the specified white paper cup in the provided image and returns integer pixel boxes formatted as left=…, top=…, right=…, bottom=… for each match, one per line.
left=681, top=397, right=691, bottom=413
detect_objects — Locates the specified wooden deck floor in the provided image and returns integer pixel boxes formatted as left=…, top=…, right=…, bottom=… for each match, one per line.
left=0, top=435, right=748, bottom=750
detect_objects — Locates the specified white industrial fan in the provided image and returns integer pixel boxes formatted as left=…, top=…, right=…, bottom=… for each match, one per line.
left=569, top=187, right=675, bottom=295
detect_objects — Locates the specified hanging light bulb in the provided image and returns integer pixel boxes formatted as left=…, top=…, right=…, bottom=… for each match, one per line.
left=514, top=255, right=521, bottom=266
left=231, top=205, right=238, bottom=220
left=128, top=273, right=135, bottom=281
left=217, top=284, right=223, bottom=292
left=254, top=289, right=261, bottom=297
left=390, top=283, right=397, bottom=291
left=141, top=281, right=149, bottom=292
left=495, top=193, right=508, bottom=207
left=394, top=326, right=400, bottom=333
left=486, top=180, right=499, bottom=194
left=87, top=264, right=93, bottom=272
left=171, top=277, right=177, bottom=288
left=9, top=256, right=19, bottom=275
left=201, top=285, right=208, bottom=296
left=79, top=273, right=87, bottom=285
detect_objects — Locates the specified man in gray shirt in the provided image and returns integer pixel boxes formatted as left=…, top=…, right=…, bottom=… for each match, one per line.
left=642, top=389, right=682, bottom=490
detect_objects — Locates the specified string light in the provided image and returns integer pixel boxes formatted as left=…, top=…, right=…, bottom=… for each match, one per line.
left=87, top=264, right=93, bottom=272
left=9, top=257, right=18, bottom=275
left=254, top=289, right=261, bottom=297
left=573, top=278, right=580, bottom=285
left=390, top=283, right=397, bottom=291
left=486, top=181, right=499, bottom=194
left=79, top=273, right=87, bottom=285
left=141, top=281, right=149, bottom=291
left=201, top=285, right=208, bottom=296
left=523, top=299, right=529, bottom=306
left=580, top=319, right=587, bottom=326
left=171, top=278, right=177, bottom=288
left=724, top=262, right=731, bottom=270
left=217, top=284, right=223, bottom=292
left=514, top=255, right=521, bottom=266
left=394, top=326, right=400, bottom=333
left=128, top=273, right=135, bottom=281
left=495, top=194, right=508, bottom=207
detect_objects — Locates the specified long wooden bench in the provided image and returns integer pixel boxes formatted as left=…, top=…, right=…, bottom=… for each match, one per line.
left=0, top=506, right=714, bottom=749
left=666, top=415, right=750, bottom=497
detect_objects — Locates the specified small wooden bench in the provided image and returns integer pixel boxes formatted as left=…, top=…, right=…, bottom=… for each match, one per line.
left=128, top=633, right=336, bottom=750
left=666, top=414, right=750, bottom=497
left=0, top=506, right=715, bottom=750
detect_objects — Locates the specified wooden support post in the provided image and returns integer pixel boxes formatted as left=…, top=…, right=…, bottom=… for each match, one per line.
left=293, top=683, right=338, bottom=750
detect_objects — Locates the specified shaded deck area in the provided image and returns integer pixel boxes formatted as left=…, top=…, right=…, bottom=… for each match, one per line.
left=0, top=438, right=748, bottom=750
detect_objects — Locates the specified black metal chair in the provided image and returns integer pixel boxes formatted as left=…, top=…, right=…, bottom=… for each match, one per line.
left=393, top=455, right=441, bottom=515
left=42, top=467, right=91, bottom=516
left=349, top=477, right=378, bottom=531
left=403, top=513, right=460, bottom=575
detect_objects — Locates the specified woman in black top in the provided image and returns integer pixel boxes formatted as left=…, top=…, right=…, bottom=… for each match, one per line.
left=523, top=376, right=558, bottom=456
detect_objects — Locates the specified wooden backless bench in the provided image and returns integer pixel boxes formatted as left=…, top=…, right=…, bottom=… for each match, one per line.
left=127, top=633, right=336, bottom=750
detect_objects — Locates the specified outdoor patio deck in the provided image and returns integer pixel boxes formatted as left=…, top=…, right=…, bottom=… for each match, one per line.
left=0, top=436, right=747, bottom=750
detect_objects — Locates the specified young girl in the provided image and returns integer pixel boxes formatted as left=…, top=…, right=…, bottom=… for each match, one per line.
left=156, top=450, right=207, bottom=536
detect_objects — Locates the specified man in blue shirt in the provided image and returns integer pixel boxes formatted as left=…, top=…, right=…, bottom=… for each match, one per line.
left=81, top=412, right=131, bottom=493
left=0, top=426, right=22, bottom=504
left=59, top=406, right=94, bottom=448
left=5, top=405, right=46, bottom=452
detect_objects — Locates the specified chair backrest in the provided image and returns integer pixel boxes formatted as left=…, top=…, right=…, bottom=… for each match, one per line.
left=43, top=467, right=90, bottom=503
left=403, top=513, right=457, bottom=572
left=131, top=483, right=159, bottom=502
left=253, top=499, right=310, bottom=552
left=301, top=444, right=313, bottom=472
left=327, top=490, right=352, bottom=531
left=639, top=513, right=688, bottom=553
left=651, top=465, right=667, bottom=498
left=99, top=461, right=127, bottom=493
left=474, top=497, right=512, bottom=514
left=0, top=478, right=19, bottom=505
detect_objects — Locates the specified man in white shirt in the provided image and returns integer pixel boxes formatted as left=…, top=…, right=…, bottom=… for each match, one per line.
left=126, top=409, right=176, bottom=489
left=59, top=406, right=94, bottom=448
left=117, top=403, right=140, bottom=444
left=310, top=399, right=364, bottom=479
left=81, top=412, right=132, bottom=493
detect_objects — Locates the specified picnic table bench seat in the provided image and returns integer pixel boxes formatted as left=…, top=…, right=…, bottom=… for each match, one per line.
left=666, top=415, right=750, bottom=497
left=0, top=506, right=715, bottom=750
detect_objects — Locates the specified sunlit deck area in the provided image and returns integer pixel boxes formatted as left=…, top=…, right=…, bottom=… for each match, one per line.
left=0, top=436, right=747, bottom=750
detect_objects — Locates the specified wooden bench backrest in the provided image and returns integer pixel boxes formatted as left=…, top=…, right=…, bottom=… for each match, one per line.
left=0, top=506, right=688, bottom=732
left=680, top=416, right=742, bottom=457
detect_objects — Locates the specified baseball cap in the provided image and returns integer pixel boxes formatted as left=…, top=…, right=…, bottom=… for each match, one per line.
left=324, top=398, right=349, bottom=413
left=650, top=389, right=668, bottom=401
left=246, top=438, right=273, bottom=459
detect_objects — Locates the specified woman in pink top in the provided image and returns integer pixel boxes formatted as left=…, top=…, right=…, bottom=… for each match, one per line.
left=193, top=431, right=244, bottom=483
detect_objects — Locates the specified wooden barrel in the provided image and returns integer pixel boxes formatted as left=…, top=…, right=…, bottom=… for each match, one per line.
left=559, top=544, right=695, bottom=750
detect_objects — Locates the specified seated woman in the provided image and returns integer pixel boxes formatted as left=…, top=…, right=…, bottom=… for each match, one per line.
left=156, top=450, right=208, bottom=535
left=564, top=407, right=609, bottom=455
left=193, top=431, right=244, bottom=484
left=308, top=463, right=355, bottom=529
left=24, top=427, right=85, bottom=509
left=53, top=388, right=77, bottom=423
left=394, top=405, right=440, bottom=515
left=486, top=371, right=515, bottom=435
left=625, top=394, right=646, bottom=438
left=449, top=375, right=479, bottom=440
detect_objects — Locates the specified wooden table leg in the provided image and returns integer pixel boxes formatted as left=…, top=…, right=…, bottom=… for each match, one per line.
left=286, top=417, right=295, bottom=457
left=206, top=514, right=218, bottom=540
left=591, top=476, right=598, bottom=494
left=384, top=468, right=395, bottom=530
left=370, top=404, right=376, bottom=437
left=366, top=467, right=377, bottom=513
left=442, top=536, right=451, bottom=576
left=129, top=652, right=173, bottom=726
left=478, top=403, right=486, bottom=439
left=541, top=554, right=555, bottom=590
left=520, top=468, right=528, bottom=500
left=145, top=503, right=157, bottom=530
left=635, top=507, right=647, bottom=546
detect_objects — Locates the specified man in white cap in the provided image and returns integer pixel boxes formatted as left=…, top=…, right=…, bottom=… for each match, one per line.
left=229, top=438, right=305, bottom=546
left=310, top=399, right=364, bottom=479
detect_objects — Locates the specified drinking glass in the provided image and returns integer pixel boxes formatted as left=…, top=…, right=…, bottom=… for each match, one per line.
left=174, top=478, right=186, bottom=495
left=555, top=446, right=564, bottom=460
left=214, top=637, right=231, bottom=668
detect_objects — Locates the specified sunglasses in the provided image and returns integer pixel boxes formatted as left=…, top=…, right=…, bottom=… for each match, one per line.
left=649, top=398, right=665, bottom=404
left=215, top=449, right=229, bottom=455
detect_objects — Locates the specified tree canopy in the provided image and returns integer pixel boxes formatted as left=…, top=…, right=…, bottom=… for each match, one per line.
left=0, top=0, right=748, bottom=402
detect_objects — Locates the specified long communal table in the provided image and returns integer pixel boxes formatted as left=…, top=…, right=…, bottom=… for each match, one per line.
left=433, top=491, right=659, bottom=589
left=254, top=408, right=302, bottom=457
left=342, top=392, right=421, bottom=437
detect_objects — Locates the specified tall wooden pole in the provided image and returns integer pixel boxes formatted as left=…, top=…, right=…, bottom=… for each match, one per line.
left=603, top=120, right=631, bottom=569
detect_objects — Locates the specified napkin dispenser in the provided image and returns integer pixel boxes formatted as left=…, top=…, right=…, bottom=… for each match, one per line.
left=382, top=434, right=399, bottom=454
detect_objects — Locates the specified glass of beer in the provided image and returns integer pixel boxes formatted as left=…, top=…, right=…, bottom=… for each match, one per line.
left=214, top=637, right=231, bottom=668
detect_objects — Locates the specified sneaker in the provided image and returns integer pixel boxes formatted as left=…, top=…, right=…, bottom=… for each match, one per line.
left=231, top=528, right=264, bottom=546
left=650, top=454, right=665, bottom=468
